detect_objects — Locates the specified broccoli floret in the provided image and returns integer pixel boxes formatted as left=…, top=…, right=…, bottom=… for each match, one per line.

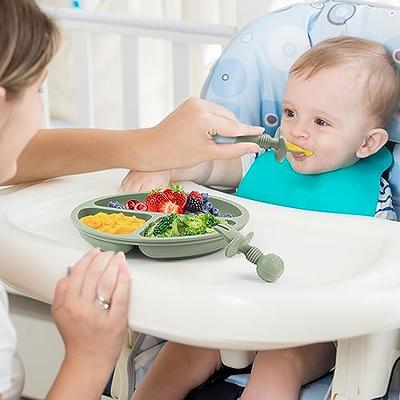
left=197, top=213, right=220, bottom=227
left=145, top=213, right=229, bottom=238
left=150, top=214, right=178, bottom=237
left=180, top=224, right=208, bottom=236
left=177, top=213, right=225, bottom=236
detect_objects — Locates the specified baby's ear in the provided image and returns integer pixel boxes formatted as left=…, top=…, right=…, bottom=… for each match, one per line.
left=356, top=128, right=388, bottom=159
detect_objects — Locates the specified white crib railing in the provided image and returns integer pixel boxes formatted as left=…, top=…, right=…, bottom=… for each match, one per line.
left=42, top=6, right=237, bottom=129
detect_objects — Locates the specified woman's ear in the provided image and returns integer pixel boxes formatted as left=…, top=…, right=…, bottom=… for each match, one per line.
left=356, top=128, right=389, bottom=159
left=0, top=87, right=6, bottom=102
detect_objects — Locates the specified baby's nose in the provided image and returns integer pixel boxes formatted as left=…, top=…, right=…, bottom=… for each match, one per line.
left=291, top=124, right=310, bottom=140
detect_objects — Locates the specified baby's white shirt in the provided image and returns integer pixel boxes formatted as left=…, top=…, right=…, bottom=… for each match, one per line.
left=0, top=283, right=24, bottom=400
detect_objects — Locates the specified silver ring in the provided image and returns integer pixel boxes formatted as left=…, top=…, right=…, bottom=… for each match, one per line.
left=95, top=295, right=111, bottom=311
left=207, top=129, right=217, bottom=138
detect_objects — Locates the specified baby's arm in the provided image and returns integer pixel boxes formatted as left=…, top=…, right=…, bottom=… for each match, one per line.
left=120, top=158, right=243, bottom=192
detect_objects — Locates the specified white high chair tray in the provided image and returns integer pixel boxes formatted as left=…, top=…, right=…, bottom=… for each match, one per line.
left=1, top=170, right=400, bottom=350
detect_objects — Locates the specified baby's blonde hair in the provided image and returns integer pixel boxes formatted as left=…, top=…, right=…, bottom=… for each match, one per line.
left=290, top=36, right=400, bottom=127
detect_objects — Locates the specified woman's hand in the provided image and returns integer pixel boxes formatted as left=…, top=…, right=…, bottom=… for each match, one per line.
left=47, top=249, right=130, bottom=400
left=119, top=170, right=172, bottom=193
left=52, top=249, right=130, bottom=367
left=137, top=97, right=263, bottom=171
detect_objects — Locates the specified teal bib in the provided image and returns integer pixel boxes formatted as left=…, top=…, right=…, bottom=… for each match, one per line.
left=236, top=147, right=393, bottom=216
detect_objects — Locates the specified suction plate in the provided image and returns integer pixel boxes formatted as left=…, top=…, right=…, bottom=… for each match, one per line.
left=71, top=193, right=249, bottom=259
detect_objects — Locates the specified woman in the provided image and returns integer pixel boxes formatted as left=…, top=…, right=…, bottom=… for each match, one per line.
left=0, top=1, right=264, bottom=399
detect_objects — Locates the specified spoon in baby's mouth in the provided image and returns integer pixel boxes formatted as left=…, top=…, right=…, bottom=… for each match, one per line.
left=212, top=127, right=313, bottom=161
left=285, top=140, right=314, bottom=157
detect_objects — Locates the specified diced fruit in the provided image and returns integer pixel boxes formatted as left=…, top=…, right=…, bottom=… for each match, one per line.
left=184, top=191, right=205, bottom=213
left=201, top=192, right=209, bottom=202
left=211, top=207, right=220, bottom=216
left=163, top=184, right=187, bottom=208
left=145, top=188, right=215, bottom=215
left=134, top=202, right=148, bottom=211
left=185, top=198, right=204, bottom=213
left=188, top=190, right=203, bottom=201
left=204, top=201, right=213, bottom=211
left=108, top=201, right=125, bottom=209
left=145, top=190, right=168, bottom=212
left=159, top=200, right=184, bottom=214
left=125, top=199, right=140, bottom=210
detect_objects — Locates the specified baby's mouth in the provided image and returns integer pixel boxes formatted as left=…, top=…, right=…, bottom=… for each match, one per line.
left=285, top=140, right=314, bottom=157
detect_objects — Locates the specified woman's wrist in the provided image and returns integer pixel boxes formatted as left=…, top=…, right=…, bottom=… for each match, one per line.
left=119, top=127, right=156, bottom=171
left=47, top=354, right=115, bottom=400
left=63, top=350, right=117, bottom=374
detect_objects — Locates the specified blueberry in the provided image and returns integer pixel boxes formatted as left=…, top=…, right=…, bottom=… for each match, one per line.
left=211, top=207, right=220, bottom=216
left=201, top=192, right=209, bottom=202
left=108, top=200, right=125, bottom=209
left=223, top=212, right=232, bottom=218
left=205, top=201, right=213, bottom=211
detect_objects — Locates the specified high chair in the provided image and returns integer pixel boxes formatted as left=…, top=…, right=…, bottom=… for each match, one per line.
left=111, top=1, right=400, bottom=399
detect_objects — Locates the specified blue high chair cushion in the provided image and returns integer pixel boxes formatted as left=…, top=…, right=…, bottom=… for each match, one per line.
left=201, top=0, right=400, bottom=216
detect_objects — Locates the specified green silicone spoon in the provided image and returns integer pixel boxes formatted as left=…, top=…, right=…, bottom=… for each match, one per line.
left=213, top=127, right=287, bottom=162
left=214, top=224, right=284, bottom=282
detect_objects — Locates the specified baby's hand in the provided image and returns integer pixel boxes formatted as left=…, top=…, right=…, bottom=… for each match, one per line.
left=119, top=170, right=172, bottom=193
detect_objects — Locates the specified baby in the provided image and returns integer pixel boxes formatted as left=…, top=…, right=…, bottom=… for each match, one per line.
left=128, top=36, right=400, bottom=400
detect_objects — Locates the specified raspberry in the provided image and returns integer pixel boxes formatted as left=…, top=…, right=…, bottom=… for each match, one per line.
left=125, top=199, right=139, bottom=210
left=134, top=202, right=148, bottom=211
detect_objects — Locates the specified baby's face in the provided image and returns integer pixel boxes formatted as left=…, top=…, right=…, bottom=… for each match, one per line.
left=281, top=64, right=375, bottom=174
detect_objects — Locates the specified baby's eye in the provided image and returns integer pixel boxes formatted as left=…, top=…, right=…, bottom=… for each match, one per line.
left=38, top=86, right=44, bottom=94
left=284, top=108, right=296, bottom=118
left=314, top=118, right=330, bottom=127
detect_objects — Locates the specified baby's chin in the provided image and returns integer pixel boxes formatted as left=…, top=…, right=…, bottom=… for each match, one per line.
left=287, top=158, right=325, bottom=175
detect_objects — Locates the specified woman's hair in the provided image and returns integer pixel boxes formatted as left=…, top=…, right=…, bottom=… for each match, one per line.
left=290, top=36, right=400, bottom=127
left=0, top=0, right=60, bottom=99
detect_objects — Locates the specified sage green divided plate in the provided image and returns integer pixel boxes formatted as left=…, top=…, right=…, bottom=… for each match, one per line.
left=71, top=193, right=249, bottom=258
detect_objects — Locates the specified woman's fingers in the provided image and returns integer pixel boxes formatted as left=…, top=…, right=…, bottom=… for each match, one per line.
left=120, top=171, right=140, bottom=192
left=206, top=101, right=238, bottom=121
left=52, top=248, right=131, bottom=375
left=80, top=251, right=115, bottom=301
left=145, top=97, right=265, bottom=170
left=96, top=251, right=125, bottom=304
left=208, top=142, right=260, bottom=160
left=109, top=259, right=130, bottom=322
left=120, top=170, right=171, bottom=193
left=66, top=248, right=100, bottom=300
left=212, top=114, right=265, bottom=138
left=52, top=276, right=69, bottom=312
